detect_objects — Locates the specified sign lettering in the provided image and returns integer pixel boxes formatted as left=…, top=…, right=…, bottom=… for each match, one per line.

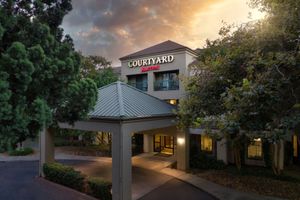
left=128, top=55, right=174, bottom=68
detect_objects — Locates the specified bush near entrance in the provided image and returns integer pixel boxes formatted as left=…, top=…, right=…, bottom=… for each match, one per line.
left=190, top=152, right=226, bottom=170
left=43, top=163, right=86, bottom=192
left=87, top=177, right=112, bottom=200
left=43, top=163, right=112, bottom=200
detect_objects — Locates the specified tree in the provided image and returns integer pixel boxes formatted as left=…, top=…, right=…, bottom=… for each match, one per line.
left=178, top=0, right=300, bottom=174
left=81, top=54, right=118, bottom=88
left=0, top=0, right=97, bottom=150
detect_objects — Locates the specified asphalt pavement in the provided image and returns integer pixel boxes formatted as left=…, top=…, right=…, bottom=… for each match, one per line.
left=0, top=160, right=216, bottom=200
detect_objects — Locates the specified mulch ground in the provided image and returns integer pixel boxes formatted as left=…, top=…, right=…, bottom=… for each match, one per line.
left=195, top=169, right=300, bottom=200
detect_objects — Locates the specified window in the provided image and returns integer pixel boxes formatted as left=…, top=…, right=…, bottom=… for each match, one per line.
left=293, top=135, right=298, bottom=157
left=248, top=138, right=263, bottom=159
left=127, top=74, right=148, bottom=91
left=154, top=70, right=179, bottom=91
left=201, top=135, right=213, bottom=152
left=165, top=99, right=178, bottom=105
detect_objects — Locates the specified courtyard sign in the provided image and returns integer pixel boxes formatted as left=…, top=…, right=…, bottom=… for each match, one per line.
left=128, top=55, right=174, bottom=68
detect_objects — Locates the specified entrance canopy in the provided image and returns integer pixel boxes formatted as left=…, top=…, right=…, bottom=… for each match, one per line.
left=57, top=81, right=179, bottom=200
left=59, top=81, right=177, bottom=133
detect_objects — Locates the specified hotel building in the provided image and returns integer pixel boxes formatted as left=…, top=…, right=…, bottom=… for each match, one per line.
left=117, top=40, right=299, bottom=167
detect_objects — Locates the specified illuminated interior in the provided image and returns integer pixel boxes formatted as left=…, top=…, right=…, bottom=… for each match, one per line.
left=248, top=138, right=262, bottom=159
left=293, top=135, right=298, bottom=157
left=201, top=135, right=213, bottom=152
left=165, top=99, right=178, bottom=105
left=154, top=135, right=174, bottom=155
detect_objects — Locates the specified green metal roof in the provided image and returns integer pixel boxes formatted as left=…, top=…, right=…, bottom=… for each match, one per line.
left=88, top=81, right=176, bottom=120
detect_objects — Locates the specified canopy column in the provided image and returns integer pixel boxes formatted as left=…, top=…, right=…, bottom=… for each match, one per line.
left=176, top=129, right=189, bottom=171
left=39, top=127, right=55, bottom=177
left=112, top=124, right=132, bottom=200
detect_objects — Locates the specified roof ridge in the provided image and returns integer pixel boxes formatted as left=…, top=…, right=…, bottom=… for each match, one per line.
left=116, top=81, right=125, bottom=116
left=120, top=40, right=195, bottom=60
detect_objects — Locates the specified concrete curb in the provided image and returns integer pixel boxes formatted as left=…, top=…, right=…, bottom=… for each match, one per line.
left=160, top=168, right=285, bottom=200
left=0, top=154, right=112, bottom=163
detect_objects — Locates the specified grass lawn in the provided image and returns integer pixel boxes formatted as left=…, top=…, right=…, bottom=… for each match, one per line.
left=192, top=165, right=300, bottom=200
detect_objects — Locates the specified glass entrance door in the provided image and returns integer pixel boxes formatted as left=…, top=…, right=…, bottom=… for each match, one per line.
left=153, top=135, right=174, bottom=155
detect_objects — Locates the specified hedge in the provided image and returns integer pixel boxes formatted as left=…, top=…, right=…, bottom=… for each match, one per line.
left=9, top=147, right=34, bottom=156
left=190, top=152, right=226, bottom=170
left=87, top=177, right=112, bottom=200
left=43, top=162, right=86, bottom=192
left=43, top=162, right=112, bottom=200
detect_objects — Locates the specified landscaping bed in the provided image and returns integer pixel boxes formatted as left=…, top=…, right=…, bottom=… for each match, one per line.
left=192, top=166, right=300, bottom=200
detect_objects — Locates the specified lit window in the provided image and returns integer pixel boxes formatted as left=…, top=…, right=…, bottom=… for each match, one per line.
left=201, top=135, right=213, bottom=152
left=165, top=99, right=178, bottom=105
left=293, top=135, right=298, bottom=157
left=248, top=138, right=262, bottom=159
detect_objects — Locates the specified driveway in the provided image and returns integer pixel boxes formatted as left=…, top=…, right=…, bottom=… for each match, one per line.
left=57, top=158, right=217, bottom=200
left=0, top=161, right=94, bottom=200
left=0, top=159, right=216, bottom=200
left=139, top=178, right=216, bottom=200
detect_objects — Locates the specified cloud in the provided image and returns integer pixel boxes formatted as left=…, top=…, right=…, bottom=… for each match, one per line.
left=62, top=0, right=264, bottom=66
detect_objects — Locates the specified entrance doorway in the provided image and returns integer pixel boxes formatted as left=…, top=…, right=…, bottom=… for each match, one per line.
left=154, top=135, right=175, bottom=155
left=293, top=135, right=300, bottom=164
left=132, top=134, right=144, bottom=156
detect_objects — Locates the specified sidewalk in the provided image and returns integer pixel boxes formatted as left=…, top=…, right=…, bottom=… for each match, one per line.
left=160, top=168, right=284, bottom=200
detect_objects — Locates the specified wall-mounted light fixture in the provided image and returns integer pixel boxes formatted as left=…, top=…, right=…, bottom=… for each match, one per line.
left=177, top=137, right=185, bottom=145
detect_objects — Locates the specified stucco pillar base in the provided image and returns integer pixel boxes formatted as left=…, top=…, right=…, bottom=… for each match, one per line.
left=112, top=126, right=132, bottom=200
left=143, top=134, right=153, bottom=153
left=39, top=128, right=55, bottom=177
left=176, top=129, right=189, bottom=171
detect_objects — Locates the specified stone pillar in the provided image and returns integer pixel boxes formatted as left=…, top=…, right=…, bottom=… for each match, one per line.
left=143, top=134, right=153, bottom=153
left=176, top=129, right=189, bottom=171
left=112, top=125, right=132, bottom=200
left=39, top=128, right=55, bottom=177
left=217, top=138, right=228, bottom=164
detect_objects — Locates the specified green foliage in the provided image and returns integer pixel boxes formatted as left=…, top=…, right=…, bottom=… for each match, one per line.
left=87, top=177, right=112, bottom=200
left=55, top=78, right=97, bottom=123
left=190, top=152, right=226, bottom=170
left=43, top=162, right=112, bottom=200
left=0, top=1, right=98, bottom=150
left=8, top=147, right=33, bottom=156
left=179, top=0, right=300, bottom=173
left=81, top=54, right=118, bottom=88
left=43, top=162, right=86, bottom=192
left=179, top=0, right=300, bottom=139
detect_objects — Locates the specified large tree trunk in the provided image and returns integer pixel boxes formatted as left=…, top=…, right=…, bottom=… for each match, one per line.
left=234, top=147, right=241, bottom=171
left=272, top=141, right=282, bottom=176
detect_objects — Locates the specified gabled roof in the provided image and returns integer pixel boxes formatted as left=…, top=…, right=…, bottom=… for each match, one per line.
left=120, top=40, right=197, bottom=60
left=88, top=81, right=176, bottom=120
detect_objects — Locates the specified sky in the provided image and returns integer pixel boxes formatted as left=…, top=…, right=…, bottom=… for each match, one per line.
left=62, top=0, right=265, bottom=66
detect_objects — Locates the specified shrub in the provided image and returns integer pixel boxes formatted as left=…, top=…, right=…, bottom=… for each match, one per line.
left=87, top=177, right=112, bottom=200
left=190, top=152, right=226, bottom=170
left=9, top=147, right=34, bottom=156
left=43, top=162, right=86, bottom=192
